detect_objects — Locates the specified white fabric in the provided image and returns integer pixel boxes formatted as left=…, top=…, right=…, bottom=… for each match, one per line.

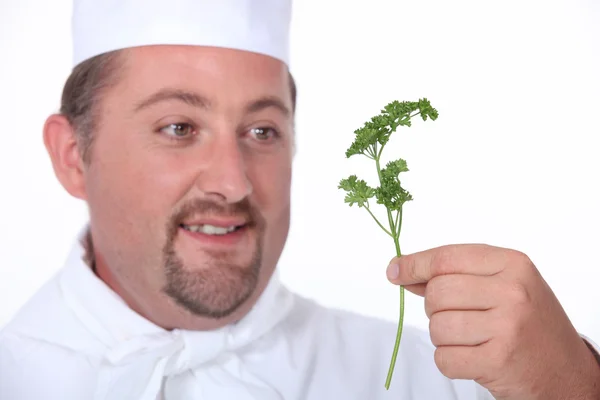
left=582, top=333, right=600, bottom=365
left=71, top=0, right=293, bottom=67
left=0, top=234, right=502, bottom=399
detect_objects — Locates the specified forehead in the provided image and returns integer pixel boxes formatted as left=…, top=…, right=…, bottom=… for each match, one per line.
left=115, top=45, right=291, bottom=109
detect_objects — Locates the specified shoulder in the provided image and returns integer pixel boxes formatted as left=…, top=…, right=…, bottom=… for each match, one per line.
left=0, top=331, right=98, bottom=400
left=1, top=272, right=65, bottom=337
left=2, top=271, right=99, bottom=349
left=0, top=274, right=103, bottom=400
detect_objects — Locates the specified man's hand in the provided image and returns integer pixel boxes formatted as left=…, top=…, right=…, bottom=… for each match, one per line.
left=386, top=244, right=600, bottom=399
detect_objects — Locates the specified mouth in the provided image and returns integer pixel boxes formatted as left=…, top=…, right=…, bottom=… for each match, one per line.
left=177, top=219, right=253, bottom=248
left=180, top=223, right=244, bottom=235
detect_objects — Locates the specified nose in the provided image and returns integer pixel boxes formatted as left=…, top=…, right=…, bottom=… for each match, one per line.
left=194, top=136, right=253, bottom=204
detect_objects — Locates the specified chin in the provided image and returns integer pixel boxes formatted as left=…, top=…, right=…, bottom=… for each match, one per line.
left=161, top=240, right=263, bottom=319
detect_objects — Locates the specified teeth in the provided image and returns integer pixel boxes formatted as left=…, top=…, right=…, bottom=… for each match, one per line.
left=183, top=224, right=238, bottom=235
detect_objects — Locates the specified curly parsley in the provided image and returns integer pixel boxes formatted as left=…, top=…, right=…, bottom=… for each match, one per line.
left=338, top=98, right=439, bottom=389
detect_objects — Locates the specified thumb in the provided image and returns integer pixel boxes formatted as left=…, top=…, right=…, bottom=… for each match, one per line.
left=387, top=258, right=427, bottom=296
left=402, top=283, right=426, bottom=297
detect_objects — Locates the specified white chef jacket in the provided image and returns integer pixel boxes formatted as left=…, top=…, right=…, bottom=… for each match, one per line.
left=0, top=235, right=598, bottom=400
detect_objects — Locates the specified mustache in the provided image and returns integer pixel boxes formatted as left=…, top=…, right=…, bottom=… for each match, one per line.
left=168, top=198, right=263, bottom=228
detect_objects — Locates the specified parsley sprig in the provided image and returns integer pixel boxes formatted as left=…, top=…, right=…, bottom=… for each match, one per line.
left=338, top=98, right=438, bottom=389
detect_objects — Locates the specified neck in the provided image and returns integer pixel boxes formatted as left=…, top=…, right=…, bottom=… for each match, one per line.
left=81, top=229, right=97, bottom=274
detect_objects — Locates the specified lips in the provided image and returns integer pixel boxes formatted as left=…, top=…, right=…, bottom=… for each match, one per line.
left=180, top=223, right=240, bottom=235
left=176, top=214, right=253, bottom=248
left=178, top=222, right=250, bottom=248
left=180, top=217, right=249, bottom=228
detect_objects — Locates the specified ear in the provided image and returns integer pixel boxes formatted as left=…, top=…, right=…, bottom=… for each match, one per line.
left=43, top=114, right=88, bottom=201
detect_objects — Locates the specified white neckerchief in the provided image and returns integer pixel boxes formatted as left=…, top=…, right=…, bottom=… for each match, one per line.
left=58, top=234, right=295, bottom=400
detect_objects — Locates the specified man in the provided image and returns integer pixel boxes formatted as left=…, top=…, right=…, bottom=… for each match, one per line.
left=0, top=0, right=599, bottom=399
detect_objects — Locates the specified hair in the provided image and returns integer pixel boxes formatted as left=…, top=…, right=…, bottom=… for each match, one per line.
left=59, top=51, right=124, bottom=164
left=60, top=50, right=297, bottom=164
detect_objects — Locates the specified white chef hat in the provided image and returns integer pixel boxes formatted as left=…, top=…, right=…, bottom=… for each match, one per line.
left=71, top=0, right=293, bottom=68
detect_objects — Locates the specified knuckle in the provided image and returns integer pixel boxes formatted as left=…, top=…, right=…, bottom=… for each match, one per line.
left=510, top=249, right=532, bottom=265
left=432, top=246, right=457, bottom=276
left=507, top=282, right=532, bottom=307
left=428, top=313, right=443, bottom=346
left=502, top=308, right=529, bottom=344
left=506, top=324, right=525, bottom=349
left=434, top=348, right=456, bottom=378
left=404, top=255, right=420, bottom=281
left=424, top=279, right=438, bottom=316
left=476, top=339, right=513, bottom=384
left=424, top=295, right=434, bottom=319
left=489, top=340, right=512, bottom=373
left=424, top=276, right=451, bottom=316
left=507, top=249, right=538, bottom=277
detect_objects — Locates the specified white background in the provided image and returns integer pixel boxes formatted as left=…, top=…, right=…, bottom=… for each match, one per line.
left=0, top=0, right=598, bottom=344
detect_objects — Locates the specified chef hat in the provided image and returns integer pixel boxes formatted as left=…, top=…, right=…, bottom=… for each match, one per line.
left=71, top=0, right=293, bottom=68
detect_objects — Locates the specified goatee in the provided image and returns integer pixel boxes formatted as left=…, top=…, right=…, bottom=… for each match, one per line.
left=161, top=198, right=265, bottom=319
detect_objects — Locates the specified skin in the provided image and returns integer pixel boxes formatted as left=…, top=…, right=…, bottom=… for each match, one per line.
left=43, top=45, right=294, bottom=331
left=387, top=244, right=600, bottom=399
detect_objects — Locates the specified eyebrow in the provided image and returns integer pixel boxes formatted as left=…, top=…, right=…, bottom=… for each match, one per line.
left=245, top=96, right=291, bottom=118
left=134, top=89, right=211, bottom=112
left=134, top=88, right=290, bottom=118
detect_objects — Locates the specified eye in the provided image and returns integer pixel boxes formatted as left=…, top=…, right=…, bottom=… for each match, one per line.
left=159, top=123, right=196, bottom=139
left=249, top=127, right=278, bottom=142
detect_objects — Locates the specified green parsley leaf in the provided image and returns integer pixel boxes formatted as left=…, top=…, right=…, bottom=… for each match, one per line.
left=338, top=175, right=376, bottom=208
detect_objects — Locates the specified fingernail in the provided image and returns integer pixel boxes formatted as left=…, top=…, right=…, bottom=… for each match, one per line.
left=387, top=262, right=399, bottom=280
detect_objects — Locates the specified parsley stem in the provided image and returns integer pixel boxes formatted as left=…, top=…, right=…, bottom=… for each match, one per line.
left=365, top=206, right=393, bottom=237
left=377, top=143, right=386, bottom=159
left=386, top=278, right=405, bottom=390
left=394, top=209, right=400, bottom=232
left=376, top=156, right=398, bottom=239
left=396, top=208, right=403, bottom=237
left=385, top=233, right=404, bottom=390
left=374, top=153, right=406, bottom=390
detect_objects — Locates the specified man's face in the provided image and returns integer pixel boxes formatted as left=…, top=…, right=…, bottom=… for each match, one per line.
left=82, top=45, right=294, bottom=327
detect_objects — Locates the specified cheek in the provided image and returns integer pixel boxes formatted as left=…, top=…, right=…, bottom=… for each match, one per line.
left=85, top=134, right=196, bottom=235
left=247, top=153, right=292, bottom=245
left=249, top=153, right=292, bottom=209
left=247, top=156, right=291, bottom=268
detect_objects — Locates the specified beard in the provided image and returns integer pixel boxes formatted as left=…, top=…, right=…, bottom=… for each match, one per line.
left=161, top=198, right=264, bottom=319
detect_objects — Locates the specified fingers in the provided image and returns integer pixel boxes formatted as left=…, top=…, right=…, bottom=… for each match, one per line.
left=434, top=344, right=490, bottom=381
left=402, top=283, right=426, bottom=296
left=424, top=274, right=501, bottom=318
left=387, top=244, right=521, bottom=286
left=429, top=310, right=495, bottom=346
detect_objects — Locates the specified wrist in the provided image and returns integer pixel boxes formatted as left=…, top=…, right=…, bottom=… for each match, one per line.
left=583, top=338, right=600, bottom=399
left=535, top=336, right=600, bottom=400
left=582, top=337, right=600, bottom=370
left=573, top=337, right=600, bottom=399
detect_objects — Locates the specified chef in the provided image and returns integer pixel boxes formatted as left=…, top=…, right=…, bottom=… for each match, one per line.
left=1, top=0, right=599, bottom=399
